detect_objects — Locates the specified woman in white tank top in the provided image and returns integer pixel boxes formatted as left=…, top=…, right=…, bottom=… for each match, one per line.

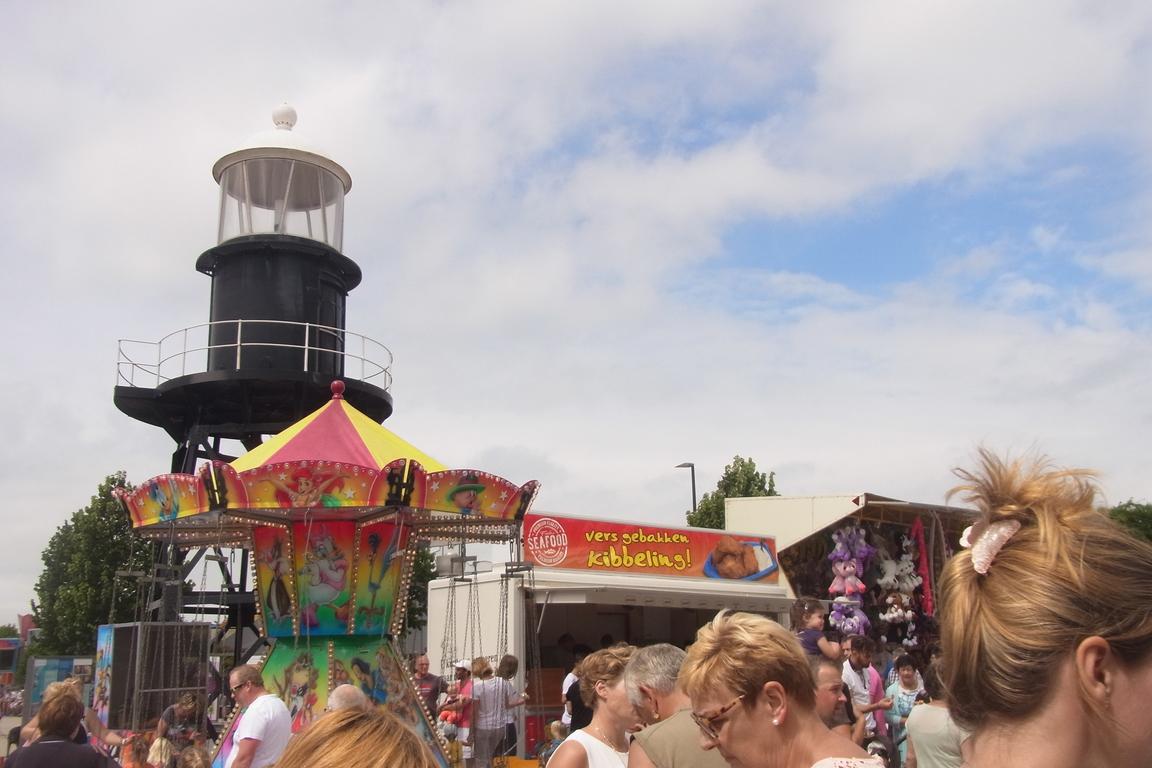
left=545, top=645, right=637, bottom=768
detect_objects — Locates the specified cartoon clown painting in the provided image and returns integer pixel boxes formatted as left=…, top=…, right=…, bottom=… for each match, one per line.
left=445, top=473, right=485, bottom=516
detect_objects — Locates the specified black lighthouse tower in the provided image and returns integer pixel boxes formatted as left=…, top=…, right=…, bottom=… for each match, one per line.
left=113, top=105, right=392, bottom=636
left=115, top=104, right=392, bottom=474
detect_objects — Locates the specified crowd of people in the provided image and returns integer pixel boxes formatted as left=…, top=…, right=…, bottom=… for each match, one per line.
left=6, top=450, right=1151, bottom=768
left=539, top=450, right=1152, bottom=768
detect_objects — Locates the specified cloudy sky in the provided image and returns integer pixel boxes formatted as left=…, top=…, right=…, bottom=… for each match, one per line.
left=2, top=1, right=1150, bottom=626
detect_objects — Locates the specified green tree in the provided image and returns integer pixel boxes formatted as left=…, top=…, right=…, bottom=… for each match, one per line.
left=687, top=455, right=778, bottom=529
left=0, top=624, right=17, bottom=638
left=401, top=544, right=438, bottom=636
left=1110, top=499, right=1152, bottom=543
left=32, top=472, right=153, bottom=654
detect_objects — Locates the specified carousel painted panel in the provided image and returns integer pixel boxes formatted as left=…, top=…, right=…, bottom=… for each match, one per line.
left=120, top=474, right=210, bottom=527
left=330, top=637, right=450, bottom=767
left=264, top=641, right=331, bottom=734
left=237, top=461, right=384, bottom=510
left=422, top=469, right=538, bottom=519
left=252, top=526, right=297, bottom=637
left=292, top=520, right=355, bottom=634
left=352, top=519, right=411, bottom=635
left=92, top=625, right=114, bottom=726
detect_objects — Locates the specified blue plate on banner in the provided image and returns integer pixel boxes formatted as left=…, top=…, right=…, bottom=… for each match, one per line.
left=704, top=539, right=778, bottom=580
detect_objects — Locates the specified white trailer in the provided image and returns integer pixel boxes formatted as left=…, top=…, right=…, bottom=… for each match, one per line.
left=425, top=512, right=792, bottom=755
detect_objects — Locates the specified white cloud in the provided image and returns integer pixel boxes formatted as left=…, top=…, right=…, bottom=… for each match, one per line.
left=791, top=0, right=1150, bottom=181
left=1080, top=247, right=1152, bottom=293
left=940, top=245, right=1004, bottom=280
left=0, top=1, right=1149, bottom=627
left=1030, top=225, right=1065, bottom=253
left=987, top=274, right=1055, bottom=308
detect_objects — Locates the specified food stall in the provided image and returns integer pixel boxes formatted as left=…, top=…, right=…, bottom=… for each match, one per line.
left=426, top=512, right=792, bottom=755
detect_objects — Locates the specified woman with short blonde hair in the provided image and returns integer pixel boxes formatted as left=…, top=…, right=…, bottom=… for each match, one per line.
left=680, top=611, right=877, bottom=768
left=938, top=449, right=1152, bottom=767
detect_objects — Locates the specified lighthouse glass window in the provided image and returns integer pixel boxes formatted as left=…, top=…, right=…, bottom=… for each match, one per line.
left=218, top=158, right=345, bottom=251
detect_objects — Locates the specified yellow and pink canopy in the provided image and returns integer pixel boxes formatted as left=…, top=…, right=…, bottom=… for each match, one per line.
left=118, top=381, right=539, bottom=541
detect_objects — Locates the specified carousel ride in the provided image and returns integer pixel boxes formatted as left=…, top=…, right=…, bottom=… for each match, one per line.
left=118, top=380, right=539, bottom=764
left=110, top=105, right=539, bottom=766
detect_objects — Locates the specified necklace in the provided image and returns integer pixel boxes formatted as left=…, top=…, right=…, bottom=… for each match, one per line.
left=592, top=724, right=628, bottom=754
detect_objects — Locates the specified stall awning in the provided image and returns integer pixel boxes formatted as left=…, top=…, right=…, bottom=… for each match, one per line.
left=726, top=492, right=973, bottom=553
left=523, top=568, right=794, bottom=615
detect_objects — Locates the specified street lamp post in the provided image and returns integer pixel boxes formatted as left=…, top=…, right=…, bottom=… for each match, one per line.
left=675, top=462, right=697, bottom=516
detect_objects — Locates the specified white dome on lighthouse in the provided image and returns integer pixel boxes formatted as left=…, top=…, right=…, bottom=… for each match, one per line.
left=211, top=105, right=350, bottom=251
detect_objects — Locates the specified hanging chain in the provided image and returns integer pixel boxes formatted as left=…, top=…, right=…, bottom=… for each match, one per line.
left=464, top=576, right=482, bottom=663
left=523, top=569, right=544, bottom=730
left=496, top=577, right=509, bottom=657
left=441, top=578, right=457, bottom=671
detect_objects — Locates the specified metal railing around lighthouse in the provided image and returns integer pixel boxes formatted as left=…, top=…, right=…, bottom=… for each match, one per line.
left=116, top=318, right=392, bottom=390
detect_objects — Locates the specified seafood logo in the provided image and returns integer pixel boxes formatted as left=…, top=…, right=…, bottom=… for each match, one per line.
left=525, top=517, right=568, bottom=566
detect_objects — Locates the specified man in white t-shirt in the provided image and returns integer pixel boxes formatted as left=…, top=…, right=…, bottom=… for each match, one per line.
left=841, top=636, right=892, bottom=739
left=225, top=665, right=292, bottom=768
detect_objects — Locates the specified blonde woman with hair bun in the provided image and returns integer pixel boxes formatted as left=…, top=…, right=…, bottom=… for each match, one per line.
left=938, top=448, right=1152, bottom=768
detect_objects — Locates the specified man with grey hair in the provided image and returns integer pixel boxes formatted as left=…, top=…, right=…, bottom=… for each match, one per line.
left=326, top=683, right=370, bottom=713
left=624, top=643, right=727, bottom=768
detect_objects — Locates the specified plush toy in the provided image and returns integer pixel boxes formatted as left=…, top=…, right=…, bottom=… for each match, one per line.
left=828, top=525, right=875, bottom=597
left=829, top=598, right=871, bottom=636
left=879, top=592, right=918, bottom=646
left=875, top=552, right=899, bottom=591
left=828, top=528, right=852, bottom=563
left=829, top=558, right=867, bottom=596
left=893, top=552, right=921, bottom=594
left=876, top=533, right=926, bottom=648
left=879, top=592, right=916, bottom=624
left=843, top=526, right=877, bottom=572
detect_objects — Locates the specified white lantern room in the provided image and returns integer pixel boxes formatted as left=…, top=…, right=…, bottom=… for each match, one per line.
left=212, top=104, right=351, bottom=252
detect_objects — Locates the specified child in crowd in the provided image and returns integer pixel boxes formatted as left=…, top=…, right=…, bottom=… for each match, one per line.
left=791, top=596, right=843, bottom=660
left=440, top=721, right=464, bottom=768
left=118, top=730, right=156, bottom=768
left=177, top=746, right=212, bottom=768
left=538, top=720, right=568, bottom=766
